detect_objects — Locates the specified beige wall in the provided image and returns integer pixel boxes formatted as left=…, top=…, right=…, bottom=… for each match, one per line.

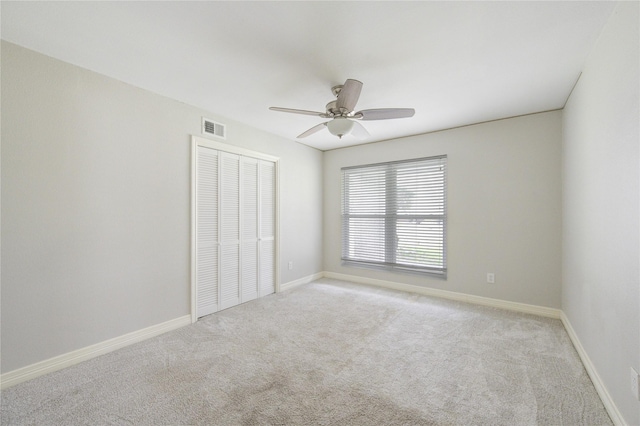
left=4, top=8, right=638, bottom=423
left=324, top=111, right=563, bottom=309
left=562, top=2, right=640, bottom=424
left=1, top=41, right=324, bottom=373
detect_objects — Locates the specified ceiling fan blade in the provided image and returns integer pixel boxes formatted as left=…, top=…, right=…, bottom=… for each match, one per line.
left=336, top=79, right=363, bottom=112
left=350, top=121, right=370, bottom=139
left=269, top=107, right=327, bottom=117
left=297, top=122, right=327, bottom=138
left=355, top=108, right=415, bottom=120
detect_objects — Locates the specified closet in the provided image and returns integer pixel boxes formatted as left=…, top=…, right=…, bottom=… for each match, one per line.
left=192, top=136, right=277, bottom=319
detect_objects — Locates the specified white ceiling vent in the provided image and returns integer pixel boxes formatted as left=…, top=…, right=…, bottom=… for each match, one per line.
left=202, top=117, right=226, bottom=139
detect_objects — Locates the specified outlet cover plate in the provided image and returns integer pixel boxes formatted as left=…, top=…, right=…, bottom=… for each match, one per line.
left=632, top=367, right=640, bottom=401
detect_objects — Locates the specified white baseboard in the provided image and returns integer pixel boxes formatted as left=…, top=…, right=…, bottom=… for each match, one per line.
left=280, top=272, right=324, bottom=292
left=2, top=272, right=320, bottom=390
left=3, top=276, right=623, bottom=425
left=322, top=271, right=561, bottom=319
left=560, top=312, right=626, bottom=426
left=1, top=315, right=191, bottom=390
left=322, top=271, right=625, bottom=424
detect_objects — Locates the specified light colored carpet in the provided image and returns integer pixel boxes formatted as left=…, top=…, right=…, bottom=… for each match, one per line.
left=1, top=278, right=611, bottom=425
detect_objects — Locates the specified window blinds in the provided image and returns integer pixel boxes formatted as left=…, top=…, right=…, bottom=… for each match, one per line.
left=341, top=155, right=447, bottom=277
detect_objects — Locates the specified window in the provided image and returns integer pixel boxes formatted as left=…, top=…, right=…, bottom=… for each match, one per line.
left=341, top=155, right=447, bottom=277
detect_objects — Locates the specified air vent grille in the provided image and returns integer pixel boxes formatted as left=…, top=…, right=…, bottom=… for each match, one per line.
left=202, top=118, right=226, bottom=139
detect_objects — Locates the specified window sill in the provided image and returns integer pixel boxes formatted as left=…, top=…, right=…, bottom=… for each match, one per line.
left=341, top=260, right=447, bottom=280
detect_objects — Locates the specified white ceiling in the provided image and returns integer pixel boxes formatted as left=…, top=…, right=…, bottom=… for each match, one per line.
left=1, top=1, right=615, bottom=151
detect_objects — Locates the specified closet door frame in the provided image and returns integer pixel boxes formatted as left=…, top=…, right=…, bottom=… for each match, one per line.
left=191, top=135, right=280, bottom=323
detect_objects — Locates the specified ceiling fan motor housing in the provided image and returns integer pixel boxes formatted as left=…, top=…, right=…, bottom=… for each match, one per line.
left=326, top=100, right=338, bottom=116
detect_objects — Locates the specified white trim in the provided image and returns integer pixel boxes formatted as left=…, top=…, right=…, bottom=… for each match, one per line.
left=190, top=139, right=197, bottom=323
left=0, top=315, right=191, bottom=390
left=560, top=312, right=626, bottom=426
left=320, top=272, right=627, bottom=423
left=1, top=274, right=624, bottom=425
left=280, top=272, right=324, bottom=292
left=273, top=160, right=281, bottom=294
left=192, top=136, right=279, bottom=163
left=322, top=271, right=561, bottom=319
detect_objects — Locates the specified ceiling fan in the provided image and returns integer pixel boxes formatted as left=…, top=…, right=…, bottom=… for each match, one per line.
left=269, top=79, right=415, bottom=139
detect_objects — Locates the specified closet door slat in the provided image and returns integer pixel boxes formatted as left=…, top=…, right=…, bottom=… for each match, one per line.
left=219, top=152, right=241, bottom=309
left=241, top=157, right=259, bottom=302
left=259, top=160, right=275, bottom=297
left=196, top=147, right=219, bottom=316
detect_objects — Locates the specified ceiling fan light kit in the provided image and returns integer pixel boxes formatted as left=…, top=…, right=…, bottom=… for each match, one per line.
left=326, top=117, right=354, bottom=139
left=269, top=78, right=415, bottom=140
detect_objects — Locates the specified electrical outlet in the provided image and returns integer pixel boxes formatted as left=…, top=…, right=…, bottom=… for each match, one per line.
left=632, top=367, right=640, bottom=401
left=288, top=261, right=293, bottom=270
left=486, top=273, right=495, bottom=284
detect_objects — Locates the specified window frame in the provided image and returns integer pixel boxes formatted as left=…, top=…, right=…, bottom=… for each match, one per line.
left=341, top=155, right=447, bottom=279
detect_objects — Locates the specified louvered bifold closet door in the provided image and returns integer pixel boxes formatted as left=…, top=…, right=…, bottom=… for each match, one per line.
left=196, top=147, right=219, bottom=317
left=194, top=138, right=277, bottom=319
left=241, top=157, right=259, bottom=303
left=219, top=152, right=241, bottom=310
left=259, top=160, right=275, bottom=297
